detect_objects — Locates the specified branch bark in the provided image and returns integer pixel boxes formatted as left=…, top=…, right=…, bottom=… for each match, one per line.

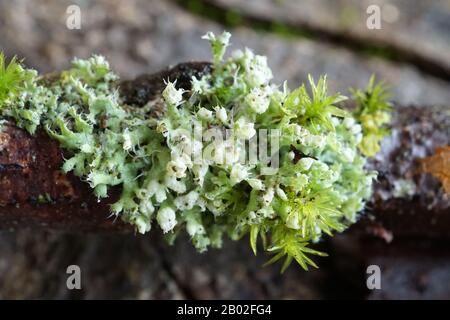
left=0, top=62, right=448, bottom=236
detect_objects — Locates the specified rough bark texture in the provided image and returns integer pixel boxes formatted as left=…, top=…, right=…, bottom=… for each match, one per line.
left=361, top=105, right=450, bottom=239
left=0, top=126, right=123, bottom=231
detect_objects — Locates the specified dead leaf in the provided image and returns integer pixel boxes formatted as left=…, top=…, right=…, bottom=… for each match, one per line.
left=419, top=146, right=450, bottom=194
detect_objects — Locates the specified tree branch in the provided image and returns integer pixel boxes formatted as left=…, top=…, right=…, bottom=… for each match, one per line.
left=0, top=62, right=448, bottom=237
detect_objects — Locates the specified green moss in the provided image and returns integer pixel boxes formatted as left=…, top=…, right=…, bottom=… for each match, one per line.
left=0, top=54, right=35, bottom=111
left=351, top=75, right=392, bottom=157
left=0, top=32, right=391, bottom=271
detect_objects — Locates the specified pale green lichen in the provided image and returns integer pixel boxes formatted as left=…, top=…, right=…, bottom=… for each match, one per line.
left=392, top=178, right=416, bottom=198
left=0, top=32, right=391, bottom=271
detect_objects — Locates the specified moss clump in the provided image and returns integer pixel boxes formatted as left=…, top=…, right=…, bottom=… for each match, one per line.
left=351, top=75, right=392, bottom=157
left=0, top=32, right=391, bottom=271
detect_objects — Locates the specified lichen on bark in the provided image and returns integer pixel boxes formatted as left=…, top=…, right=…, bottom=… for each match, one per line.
left=0, top=32, right=391, bottom=270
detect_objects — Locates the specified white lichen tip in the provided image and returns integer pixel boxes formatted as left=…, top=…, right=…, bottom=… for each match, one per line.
left=245, top=87, right=271, bottom=114
left=202, top=31, right=231, bottom=63
left=162, top=80, right=184, bottom=106
left=157, top=206, right=177, bottom=234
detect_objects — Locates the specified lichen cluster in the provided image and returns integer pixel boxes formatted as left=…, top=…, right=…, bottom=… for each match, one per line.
left=0, top=32, right=390, bottom=270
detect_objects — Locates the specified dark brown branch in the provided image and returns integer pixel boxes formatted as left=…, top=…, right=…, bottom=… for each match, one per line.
left=0, top=62, right=448, bottom=237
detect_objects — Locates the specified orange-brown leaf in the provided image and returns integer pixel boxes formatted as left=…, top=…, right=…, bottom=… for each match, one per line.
left=419, top=146, right=450, bottom=194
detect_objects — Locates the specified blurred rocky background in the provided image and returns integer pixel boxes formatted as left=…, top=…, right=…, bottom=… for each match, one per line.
left=0, top=0, right=449, bottom=299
